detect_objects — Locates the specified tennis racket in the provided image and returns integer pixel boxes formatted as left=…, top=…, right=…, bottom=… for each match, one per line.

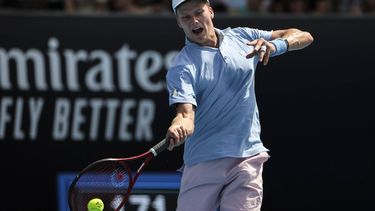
left=68, top=138, right=170, bottom=211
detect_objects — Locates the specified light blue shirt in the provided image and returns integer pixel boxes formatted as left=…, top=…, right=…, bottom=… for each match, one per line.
left=166, top=27, right=272, bottom=166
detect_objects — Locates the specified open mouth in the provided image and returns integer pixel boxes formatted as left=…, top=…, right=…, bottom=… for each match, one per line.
left=192, top=27, right=203, bottom=35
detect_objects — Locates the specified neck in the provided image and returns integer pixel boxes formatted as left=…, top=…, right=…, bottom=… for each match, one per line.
left=187, top=28, right=218, bottom=48
left=205, top=29, right=219, bottom=48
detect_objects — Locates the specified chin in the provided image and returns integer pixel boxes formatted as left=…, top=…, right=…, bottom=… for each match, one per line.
left=192, top=34, right=206, bottom=42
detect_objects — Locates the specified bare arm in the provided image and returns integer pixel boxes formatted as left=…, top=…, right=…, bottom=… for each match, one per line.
left=167, top=103, right=195, bottom=151
left=271, top=28, right=314, bottom=51
left=247, top=28, right=314, bottom=65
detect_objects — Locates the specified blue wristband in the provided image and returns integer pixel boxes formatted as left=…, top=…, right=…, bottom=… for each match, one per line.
left=270, top=38, right=289, bottom=57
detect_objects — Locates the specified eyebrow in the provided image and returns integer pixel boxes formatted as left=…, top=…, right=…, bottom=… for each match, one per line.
left=179, top=7, right=205, bottom=16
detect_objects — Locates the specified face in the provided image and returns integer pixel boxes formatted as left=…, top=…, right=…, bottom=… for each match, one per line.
left=176, top=1, right=216, bottom=46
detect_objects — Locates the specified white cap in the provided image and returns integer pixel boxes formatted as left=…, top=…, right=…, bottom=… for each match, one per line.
left=172, top=0, right=209, bottom=14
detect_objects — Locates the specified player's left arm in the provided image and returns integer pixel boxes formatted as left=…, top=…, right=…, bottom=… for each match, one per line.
left=271, top=28, right=314, bottom=51
left=247, top=28, right=313, bottom=65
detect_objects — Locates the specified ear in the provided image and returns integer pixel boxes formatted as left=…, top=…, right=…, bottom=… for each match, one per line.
left=177, top=20, right=182, bottom=28
left=176, top=16, right=182, bottom=28
left=209, top=7, right=214, bottom=19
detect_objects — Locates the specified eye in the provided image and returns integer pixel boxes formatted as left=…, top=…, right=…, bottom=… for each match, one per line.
left=181, top=15, right=189, bottom=20
left=196, top=10, right=204, bottom=16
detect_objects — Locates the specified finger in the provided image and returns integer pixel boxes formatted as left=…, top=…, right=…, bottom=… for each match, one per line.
left=258, top=52, right=264, bottom=62
left=258, top=45, right=267, bottom=62
left=246, top=44, right=261, bottom=58
left=169, top=125, right=180, bottom=140
left=177, top=127, right=187, bottom=142
left=246, top=40, right=257, bottom=46
left=254, top=39, right=266, bottom=51
left=263, top=49, right=271, bottom=65
left=246, top=51, right=256, bottom=59
left=247, top=38, right=265, bottom=47
left=167, top=138, right=176, bottom=151
left=166, top=129, right=178, bottom=150
left=180, top=126, right=188, bottom=139
left=174, top=127, right=183, bottom=141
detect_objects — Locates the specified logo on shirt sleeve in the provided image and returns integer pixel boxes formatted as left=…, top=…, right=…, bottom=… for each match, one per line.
left=171, top=89, right=179, bottom=97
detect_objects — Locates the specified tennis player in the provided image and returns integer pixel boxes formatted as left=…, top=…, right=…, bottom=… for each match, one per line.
left=165, top=0, right=314, bottom=210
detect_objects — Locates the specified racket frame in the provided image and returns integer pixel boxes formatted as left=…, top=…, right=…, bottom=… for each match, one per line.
left=68, top=138, right=169, bottom=211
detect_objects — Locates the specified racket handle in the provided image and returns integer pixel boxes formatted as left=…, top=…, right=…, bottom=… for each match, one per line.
left=150, top=138, right=169, bottom=156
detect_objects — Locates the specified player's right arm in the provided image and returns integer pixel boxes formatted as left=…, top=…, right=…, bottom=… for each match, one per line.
left=167, top=103, right=195, bottom=151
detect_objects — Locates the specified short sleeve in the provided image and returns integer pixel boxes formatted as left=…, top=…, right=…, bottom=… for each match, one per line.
left=235, top=27, right=273, bottom=41
left=166, top=65, right=197, bottom=107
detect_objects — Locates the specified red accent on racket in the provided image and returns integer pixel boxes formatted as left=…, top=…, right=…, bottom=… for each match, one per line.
left=68, top=138, right=169, bottom=211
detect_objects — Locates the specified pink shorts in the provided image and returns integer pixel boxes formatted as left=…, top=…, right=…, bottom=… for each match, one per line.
left=177, top=152, right=270, bottom=211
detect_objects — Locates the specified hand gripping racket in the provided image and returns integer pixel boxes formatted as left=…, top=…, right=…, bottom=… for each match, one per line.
left=68, top=138, right=169, bottom=211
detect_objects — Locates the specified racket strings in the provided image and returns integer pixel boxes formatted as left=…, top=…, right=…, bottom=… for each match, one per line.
left=69, top=160, right=132, bottom=211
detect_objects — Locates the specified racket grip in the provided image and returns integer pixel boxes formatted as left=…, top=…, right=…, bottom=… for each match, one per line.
left=150, top=138, right=169, bottom=156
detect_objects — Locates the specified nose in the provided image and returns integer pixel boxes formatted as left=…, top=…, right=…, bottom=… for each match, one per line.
left=192, top=15, right=199, bottom=24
